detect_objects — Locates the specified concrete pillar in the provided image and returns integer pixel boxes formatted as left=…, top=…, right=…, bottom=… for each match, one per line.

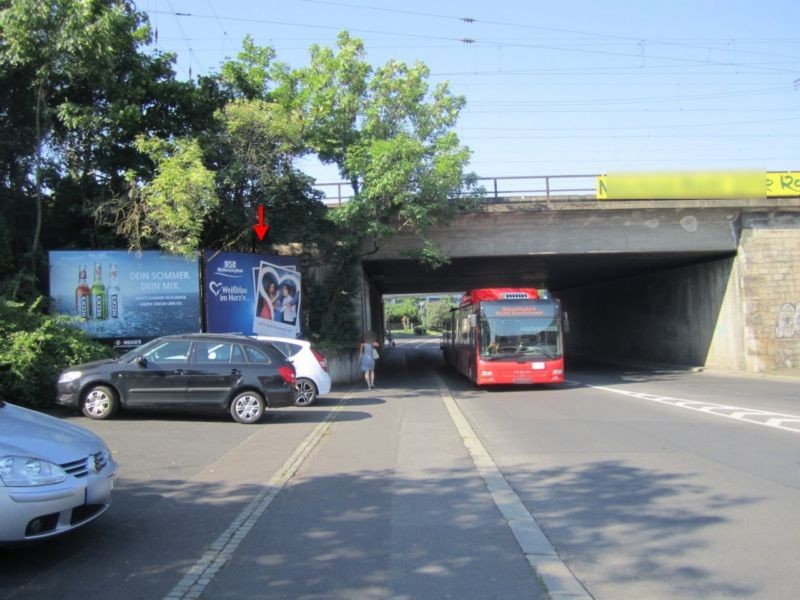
left=354, top=266, right=369, bottom=334
left=735, top=212, right=800, bottom=371
left=356, top=266, right=384, bottom=338
left=703, top=256, right=747, bottom=371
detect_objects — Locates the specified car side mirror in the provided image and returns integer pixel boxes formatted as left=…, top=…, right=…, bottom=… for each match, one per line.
left=135, top=356, right=148, bottom=368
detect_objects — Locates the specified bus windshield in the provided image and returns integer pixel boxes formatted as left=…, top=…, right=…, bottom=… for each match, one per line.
left=479, top=316, right=562, bottom=359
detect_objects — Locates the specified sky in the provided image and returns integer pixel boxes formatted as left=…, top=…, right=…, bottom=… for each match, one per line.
left=140, top=0, right=800, bottom=200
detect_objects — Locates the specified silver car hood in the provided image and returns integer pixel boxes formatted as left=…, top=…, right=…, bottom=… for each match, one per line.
left=0, top=402, right=107, bottom=462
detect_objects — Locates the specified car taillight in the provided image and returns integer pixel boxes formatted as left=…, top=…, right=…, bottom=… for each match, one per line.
left=311, top=348, right=328, bottom=372
left=278, top=365, right=296, bottom=385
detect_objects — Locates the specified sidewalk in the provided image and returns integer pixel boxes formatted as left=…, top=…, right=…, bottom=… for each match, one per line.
left=196, top=347, right=551, bottom=599
left=759, top=367, right=800, bottom=379
left=573, top=352, right=800, bottom=383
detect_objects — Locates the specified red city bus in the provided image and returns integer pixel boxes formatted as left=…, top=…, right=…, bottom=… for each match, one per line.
left=442, top=288, right=565, bottom=385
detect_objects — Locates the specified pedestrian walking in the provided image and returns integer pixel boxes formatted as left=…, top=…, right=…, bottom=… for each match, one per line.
left=359, top=335, right=379, bottom=389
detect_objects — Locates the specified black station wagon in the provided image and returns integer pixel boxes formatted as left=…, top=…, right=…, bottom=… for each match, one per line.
left=56, top=333, right=297, bottom=424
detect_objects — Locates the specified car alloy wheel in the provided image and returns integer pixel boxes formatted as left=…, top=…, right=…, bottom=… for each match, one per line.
left=230, top=391, right=265, bottom=424
left=293, top=378, right=318, bottom=407
left=82, top=385, right=119, bottom=420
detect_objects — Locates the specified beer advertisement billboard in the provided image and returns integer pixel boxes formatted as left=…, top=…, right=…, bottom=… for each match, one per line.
left=48, top=250, right=201, bottom=348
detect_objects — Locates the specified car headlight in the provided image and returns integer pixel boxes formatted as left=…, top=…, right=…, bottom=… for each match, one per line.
left=58, top=370, right=82, bottom=384
left=0, top=456, right=67, bottom=487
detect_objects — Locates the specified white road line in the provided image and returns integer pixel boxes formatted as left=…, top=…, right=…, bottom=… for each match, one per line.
left=163, top=393, right=352, bottom=600
left=414, top=340, right=438, bottom=349
left=435, top=375, right=591, bottom=599
left=574, top=382, right=800, bottom=434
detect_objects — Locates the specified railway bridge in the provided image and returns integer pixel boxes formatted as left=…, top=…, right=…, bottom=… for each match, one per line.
left=346, top=174, right=800, bottom=373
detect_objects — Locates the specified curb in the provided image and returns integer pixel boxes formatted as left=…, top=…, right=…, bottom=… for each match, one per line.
left=435, top=375, right=591, bottom=599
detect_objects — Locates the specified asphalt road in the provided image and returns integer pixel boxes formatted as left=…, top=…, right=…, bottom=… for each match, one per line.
left=2, top=336, right=798, bottom=599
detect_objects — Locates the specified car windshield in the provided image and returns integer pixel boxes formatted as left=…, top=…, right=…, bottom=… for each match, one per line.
left=479, top=316, right=562, bottom=359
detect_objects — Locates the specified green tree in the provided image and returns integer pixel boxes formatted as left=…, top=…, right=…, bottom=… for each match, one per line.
left=0, top=15, right=477, bottom=347
left=423, top=298, right=456, bottom=331
left=0, top=0, right=198, bottom=295
left=206, top=98, right=327, bottom=249
left=385, top=298, right=420, bottom=330
left=281, top=31, right=478, bottom=344
left=294, top=31, right=477, bottom=262
left=95, top=136, right=219, bottom=257
left=218, top=35, right=278, bottom=101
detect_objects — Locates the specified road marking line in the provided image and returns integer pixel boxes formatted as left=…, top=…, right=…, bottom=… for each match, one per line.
left=575, top=382, right=800, bottom=434
left=435, top=375, right=590, bottom=599
left=413, top=340, right=438, bottom=349
left=163, top=392, right=353, bottom=600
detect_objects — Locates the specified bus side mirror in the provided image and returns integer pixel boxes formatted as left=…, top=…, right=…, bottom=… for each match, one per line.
left=563, top=312, right=570, bottom=333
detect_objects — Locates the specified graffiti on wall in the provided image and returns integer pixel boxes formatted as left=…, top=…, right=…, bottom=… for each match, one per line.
left=775, top=303, right=800, bottom=338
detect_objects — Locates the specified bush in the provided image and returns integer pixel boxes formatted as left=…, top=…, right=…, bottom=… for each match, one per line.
left=385, top=299, right=420, bottom=331
left=422, top=299, right=456, bottom=331
left=413, top=325, right=426, bottom=335
left=0, top=298, right=115, bottom=408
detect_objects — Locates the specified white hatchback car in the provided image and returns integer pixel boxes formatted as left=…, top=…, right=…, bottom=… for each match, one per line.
left=1, top=398, right=117, bottom=542
left=254, top=337, right=331, bottom=406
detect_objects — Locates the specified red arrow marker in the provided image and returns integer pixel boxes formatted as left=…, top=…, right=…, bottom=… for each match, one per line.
left=253, top=205, right=270, bottom=241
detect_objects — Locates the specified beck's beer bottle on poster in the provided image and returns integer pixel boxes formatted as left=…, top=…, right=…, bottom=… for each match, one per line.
left=108, top=263, right=121, bottom=318
left=75, top=265, right=90, bottom=319
left=90, top=262, right=107, bottom=320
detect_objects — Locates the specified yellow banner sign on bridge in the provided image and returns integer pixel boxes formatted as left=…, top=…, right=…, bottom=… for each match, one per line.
left=597, top=171, right=800, bottom=200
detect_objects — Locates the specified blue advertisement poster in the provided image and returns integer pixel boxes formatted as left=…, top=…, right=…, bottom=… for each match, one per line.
left=204, top=251, right=302, bottom=338
left=49, top=250, right=201, bottom=348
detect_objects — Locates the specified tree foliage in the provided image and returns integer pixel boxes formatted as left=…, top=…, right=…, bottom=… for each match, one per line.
left=0, top=1, right=475, bottom=358
left=0, top=298, right=115, bottom=408
left=207, top=98, right=327, bottom=249
left=114, top=136, right=219, bottom=257
left=293, top=32, right=475, bottom=260
left=0, top=0, right=197, bottom=295
left=385, top=299, right=420, bottom=330
left=423, top=298, right=456, bottom=331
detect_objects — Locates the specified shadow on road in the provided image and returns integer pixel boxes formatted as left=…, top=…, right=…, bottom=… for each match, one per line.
left=1, top=338, right=770, bottom=599
left=0, top=456, right=764, bottom=600
left=505, top=459, right=762, bottom=597
left=49, top=405, right=373, bottom=425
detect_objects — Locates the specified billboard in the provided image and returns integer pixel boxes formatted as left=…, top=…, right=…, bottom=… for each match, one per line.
left=597, top=171, right=800, bottom=200
left=204, top=251, right=302, bottom=338
left=49, top=250, right=201, bottom=348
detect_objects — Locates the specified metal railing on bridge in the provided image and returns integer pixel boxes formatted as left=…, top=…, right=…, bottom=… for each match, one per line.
left=313, top=171, right=800, bottom=204
left=314, top=174, right=599, bottom=206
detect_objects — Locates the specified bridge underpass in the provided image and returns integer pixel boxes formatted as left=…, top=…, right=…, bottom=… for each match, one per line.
left=357, top=198, right=800, bottom=374
left=362, top=251, right=733, bottom=295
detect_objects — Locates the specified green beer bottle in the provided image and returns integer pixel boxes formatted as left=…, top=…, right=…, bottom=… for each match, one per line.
left=90, top=262, right=107, bottom=320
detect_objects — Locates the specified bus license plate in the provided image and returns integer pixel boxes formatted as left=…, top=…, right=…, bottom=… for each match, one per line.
left=532, top=362, right=545, bottom=370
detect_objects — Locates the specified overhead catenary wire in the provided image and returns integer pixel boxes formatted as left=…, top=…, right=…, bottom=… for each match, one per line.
left=145, top=8, right=799, bottom=74
left=206, top=0, right=232, bottom=54
left=141, top=2, right=799, bottom=176
left=299, top=0, right=800, bottom=65
left=460, top=116, right=800, bottom=132
left=164, top=0, right=204, bottom=77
